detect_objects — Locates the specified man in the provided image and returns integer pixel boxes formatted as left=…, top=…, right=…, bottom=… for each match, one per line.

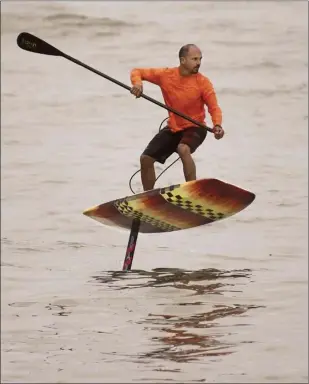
left=130, top=44, right=224, bottom=191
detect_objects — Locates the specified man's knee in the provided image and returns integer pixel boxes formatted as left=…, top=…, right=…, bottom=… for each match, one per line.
left=177, top=143, right=191, bottom=158
left=140, top=154, right=155, bottom=168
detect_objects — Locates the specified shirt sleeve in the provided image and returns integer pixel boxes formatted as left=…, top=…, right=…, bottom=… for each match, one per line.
left=130, top=68, right=165, bottom=86
left=201, top=77, right=223, bottom=127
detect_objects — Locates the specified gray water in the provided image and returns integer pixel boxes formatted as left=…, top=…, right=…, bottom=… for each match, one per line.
left=1, top=1, right=308, bottom=383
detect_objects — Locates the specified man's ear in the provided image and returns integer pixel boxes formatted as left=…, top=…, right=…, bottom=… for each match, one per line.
left=180, top=57, right=185, bottom=65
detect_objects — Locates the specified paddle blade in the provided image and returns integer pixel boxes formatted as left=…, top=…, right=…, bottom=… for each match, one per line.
left=17, top=32, right=64, bottom=56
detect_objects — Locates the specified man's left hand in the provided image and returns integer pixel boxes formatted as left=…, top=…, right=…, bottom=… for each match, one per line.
left=213, top=125, right=225, bottom=140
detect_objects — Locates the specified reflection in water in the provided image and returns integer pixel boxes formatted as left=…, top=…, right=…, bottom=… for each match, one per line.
left=92, top=268, right=263, bottom=363
left=92, top=267, right=252, bottom=293
left=139, top=303, right=260, bottom=363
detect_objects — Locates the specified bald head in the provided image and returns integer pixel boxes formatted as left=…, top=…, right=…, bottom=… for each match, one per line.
left=178, top=44, right=202, bottom=75
left=179, top=44, right=200, bottom=59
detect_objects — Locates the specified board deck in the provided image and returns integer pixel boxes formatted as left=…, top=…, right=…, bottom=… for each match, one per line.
left=83, top=178, right=255, bottom=234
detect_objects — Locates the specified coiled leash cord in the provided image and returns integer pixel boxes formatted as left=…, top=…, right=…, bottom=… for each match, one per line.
left=128, top=117, right=180, bottom=194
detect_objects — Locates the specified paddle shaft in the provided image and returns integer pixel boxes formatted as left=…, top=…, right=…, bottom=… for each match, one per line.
left=122, top=218, right=140, bottom=271
left=61, top=53, right=213, bottom=132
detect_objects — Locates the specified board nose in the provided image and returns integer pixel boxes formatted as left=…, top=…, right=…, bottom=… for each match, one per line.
left=83, top=206, right=97, bottom=216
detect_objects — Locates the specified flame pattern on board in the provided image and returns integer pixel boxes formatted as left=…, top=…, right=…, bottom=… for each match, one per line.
left=83, top=178, right=255, bottom=233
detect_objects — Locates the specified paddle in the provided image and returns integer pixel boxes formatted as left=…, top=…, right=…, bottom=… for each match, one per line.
left=17, top=32, right=213, bottom=271
left=16, top=32, right=213, bottom=133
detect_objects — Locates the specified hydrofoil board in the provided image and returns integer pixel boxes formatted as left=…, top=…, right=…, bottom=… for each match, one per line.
left=83, top=178, right=255, bottom=234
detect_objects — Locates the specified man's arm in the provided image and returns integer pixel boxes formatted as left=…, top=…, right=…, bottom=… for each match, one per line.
left=201, top=78, right=222, bottom=127
left=130, top=68, right=164, bottom=86
left=130, top=68, right=165, bottom=98
left=201, top=77, right=224, bottom=139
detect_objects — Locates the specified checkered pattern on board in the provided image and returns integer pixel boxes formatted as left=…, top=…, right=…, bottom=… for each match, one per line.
left=114, top=199, right=179, bottom=232
left=161, top=191, right=225, bottom=221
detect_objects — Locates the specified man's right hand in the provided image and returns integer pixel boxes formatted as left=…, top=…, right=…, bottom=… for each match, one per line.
left=130, top=84, right=143, bottom=98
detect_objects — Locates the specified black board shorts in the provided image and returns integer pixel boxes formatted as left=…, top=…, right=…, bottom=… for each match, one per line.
left=142, top=126, right=207, bottom=164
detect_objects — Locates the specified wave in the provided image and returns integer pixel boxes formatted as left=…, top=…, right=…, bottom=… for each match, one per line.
left=44, top=13, right=136, bottom=29
left=213, top=40, right=264, bottom=47
left=218, top=83, right=307, bottom=97
left=1, top=11, right=139, bottom=37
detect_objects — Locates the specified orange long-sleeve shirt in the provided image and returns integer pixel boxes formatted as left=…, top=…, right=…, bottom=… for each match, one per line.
left=130, top=67, right=222, bottom=132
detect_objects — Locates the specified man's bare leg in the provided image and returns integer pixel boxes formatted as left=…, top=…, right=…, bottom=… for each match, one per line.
left=177, top=143, right=196, bottom=181
left=140, top=154, right=156, bottom=191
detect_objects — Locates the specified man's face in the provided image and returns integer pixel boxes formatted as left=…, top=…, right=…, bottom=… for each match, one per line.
left=181, top=47, right=202, bottom=74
